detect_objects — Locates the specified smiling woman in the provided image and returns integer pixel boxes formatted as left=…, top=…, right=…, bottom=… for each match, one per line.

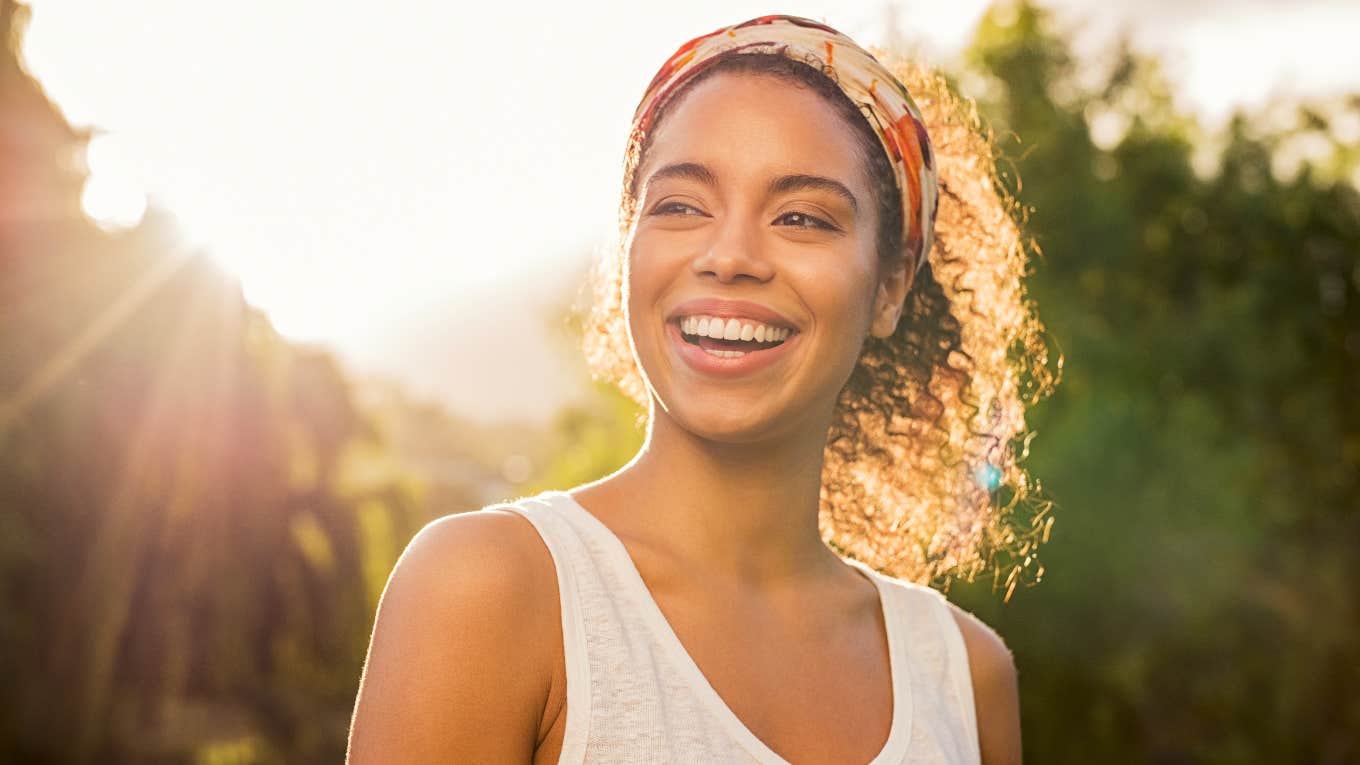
left=348, top=14, right=1052, bottom=765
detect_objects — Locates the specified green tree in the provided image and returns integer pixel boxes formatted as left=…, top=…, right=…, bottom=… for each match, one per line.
left=951, top=2, right=1360, bottom=761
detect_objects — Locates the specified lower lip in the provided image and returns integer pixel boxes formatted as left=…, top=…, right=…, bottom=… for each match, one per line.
left=667, top=321, right=799, bottom=379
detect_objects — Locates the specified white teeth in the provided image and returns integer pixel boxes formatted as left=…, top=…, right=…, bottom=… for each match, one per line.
left=702, top=348, right=747, bottom=358
left=676, top=314, right=794, bottom=344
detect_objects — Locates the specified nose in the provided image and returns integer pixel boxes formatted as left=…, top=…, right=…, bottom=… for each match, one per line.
left=690, top=213, right=775, bottom=284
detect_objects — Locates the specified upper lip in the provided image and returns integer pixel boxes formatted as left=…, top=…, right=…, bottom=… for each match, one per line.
left=666, top=298, right=799, bottom=331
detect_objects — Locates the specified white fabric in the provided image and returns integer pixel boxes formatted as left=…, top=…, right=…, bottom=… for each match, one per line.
left=495, top=490, right=981, bottom=764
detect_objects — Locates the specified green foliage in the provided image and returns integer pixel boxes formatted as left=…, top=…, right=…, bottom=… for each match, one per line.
left=524, top=379, right=646, bottom=496
left=520, top=259, right=646, bottom=495
left=949, top=2, right=1360, bottom=761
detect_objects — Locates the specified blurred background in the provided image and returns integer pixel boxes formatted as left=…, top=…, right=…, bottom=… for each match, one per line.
left=1, top=0, right=1356, bottom=762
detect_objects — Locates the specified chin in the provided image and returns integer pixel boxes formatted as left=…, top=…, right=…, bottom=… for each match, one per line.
left=655, top=389, right=798, bottom=445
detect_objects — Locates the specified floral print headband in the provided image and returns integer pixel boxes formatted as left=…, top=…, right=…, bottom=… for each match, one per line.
left=631, top=14, right=939, bottom=271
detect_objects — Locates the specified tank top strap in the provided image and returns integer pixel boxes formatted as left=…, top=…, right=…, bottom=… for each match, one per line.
left=492, top=493, right=594, bottom=763
left=925, top=588, right=981, bottom=761
left=872, top=576, right=982, bottom=763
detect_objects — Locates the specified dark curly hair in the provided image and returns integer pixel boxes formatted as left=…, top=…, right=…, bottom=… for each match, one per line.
left=581, top=50, right=1059, bottom=594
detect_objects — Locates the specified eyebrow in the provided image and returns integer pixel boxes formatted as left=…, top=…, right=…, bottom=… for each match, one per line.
left=644, top=162, right=718, bottom=190
left=767, top=173, right=859, bottom=213
left=644, top=162, right=858, bottom=213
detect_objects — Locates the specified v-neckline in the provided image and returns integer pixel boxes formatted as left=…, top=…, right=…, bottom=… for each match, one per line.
left=551, top=490, right=913, bottom=765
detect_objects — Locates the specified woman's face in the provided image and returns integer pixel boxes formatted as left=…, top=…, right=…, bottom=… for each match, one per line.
left=625, top=70, right=908, bottom=444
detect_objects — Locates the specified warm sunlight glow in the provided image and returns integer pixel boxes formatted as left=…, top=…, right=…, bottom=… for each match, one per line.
left=14, top=0, right=991, bottom=349
left=19, top=0, right=1358, bottom=416
left=80, top=133, right=146, bottom=231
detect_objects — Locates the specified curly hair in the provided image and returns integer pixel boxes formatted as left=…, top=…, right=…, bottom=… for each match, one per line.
left=580, top=51, right=1059, bottom=594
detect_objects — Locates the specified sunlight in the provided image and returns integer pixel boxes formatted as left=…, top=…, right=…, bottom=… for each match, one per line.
left=80, top=133, right=146, bottom=231
left=20, top=0, right=1359, bottom=411
left=62, top=260, right=238, bottom=760
left=0, top=247, right=194, bottom=434
left=20, top=0, right=981, bottom=350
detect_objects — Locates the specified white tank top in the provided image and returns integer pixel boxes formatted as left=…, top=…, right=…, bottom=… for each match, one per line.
left=496, top=490, right=982, bottom=764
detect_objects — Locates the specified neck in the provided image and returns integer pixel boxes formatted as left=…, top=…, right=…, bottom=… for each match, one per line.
left=585, top=400, right=843, bottom=585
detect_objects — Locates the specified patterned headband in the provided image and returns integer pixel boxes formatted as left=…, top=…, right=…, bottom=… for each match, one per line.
left=631, top=14, right=938, bottom=271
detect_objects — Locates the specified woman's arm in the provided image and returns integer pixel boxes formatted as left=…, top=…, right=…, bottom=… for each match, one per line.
left=949, top=604, right=1023, bottom=765
left=347, top=510, right=558, bottom=764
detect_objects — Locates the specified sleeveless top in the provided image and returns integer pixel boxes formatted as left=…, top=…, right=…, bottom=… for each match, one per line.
left=495, top=490, right=982, bottom=765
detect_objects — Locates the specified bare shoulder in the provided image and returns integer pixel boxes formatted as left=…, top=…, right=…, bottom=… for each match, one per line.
left=945, top=601, right=1016, bottom=687
left=944, top=601, right=1023, bottom=765
left=347, top=507, right=561, bottom=764
left=393, top=508, right=559, bottom=608
left=370, top=508, right=560, bottom=645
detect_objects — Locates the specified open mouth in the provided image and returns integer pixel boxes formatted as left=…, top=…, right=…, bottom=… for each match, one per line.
left=675, top=316, right=794, bottom=358
left=679, top=331, right=788, bottom=357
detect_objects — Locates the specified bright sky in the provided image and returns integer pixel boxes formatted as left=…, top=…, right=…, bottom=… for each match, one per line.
left=21, top=0, right=1360, bottom=419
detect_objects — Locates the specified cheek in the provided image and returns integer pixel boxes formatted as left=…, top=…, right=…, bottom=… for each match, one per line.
left=622, top=236, right=674, bottom=351
left=788, top=256, right=879, bottom=337
left=624, top=227, right=688, bottom=312
left=623, top=239, right=654, bottom=318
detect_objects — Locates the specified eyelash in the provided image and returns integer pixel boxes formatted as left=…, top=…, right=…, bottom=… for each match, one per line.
left=773, top=211, right=838, bottom=231
left=651, top=201, right=706, bottom=217
left=649, top=202, right=839, bottom=231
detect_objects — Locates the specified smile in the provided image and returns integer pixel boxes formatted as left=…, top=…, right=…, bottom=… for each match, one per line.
left=679, top=314, right=791, bottom=348
left=667, top=317, right=800, bottom=377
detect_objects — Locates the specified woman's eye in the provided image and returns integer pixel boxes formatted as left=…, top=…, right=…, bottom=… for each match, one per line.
left=774, top=211, right=838, bottom=231
left=651, top=201, right=707, bottom=217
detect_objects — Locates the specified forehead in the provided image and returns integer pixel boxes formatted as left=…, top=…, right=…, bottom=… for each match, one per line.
left=641, top=71, right=870, bottom=191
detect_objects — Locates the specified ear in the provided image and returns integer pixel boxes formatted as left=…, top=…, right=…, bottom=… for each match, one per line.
left=869, top=257, right=912, bottom=339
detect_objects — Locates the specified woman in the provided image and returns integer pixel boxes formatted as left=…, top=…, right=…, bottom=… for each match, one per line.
left=350, top=14, right=1050, bottom=764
